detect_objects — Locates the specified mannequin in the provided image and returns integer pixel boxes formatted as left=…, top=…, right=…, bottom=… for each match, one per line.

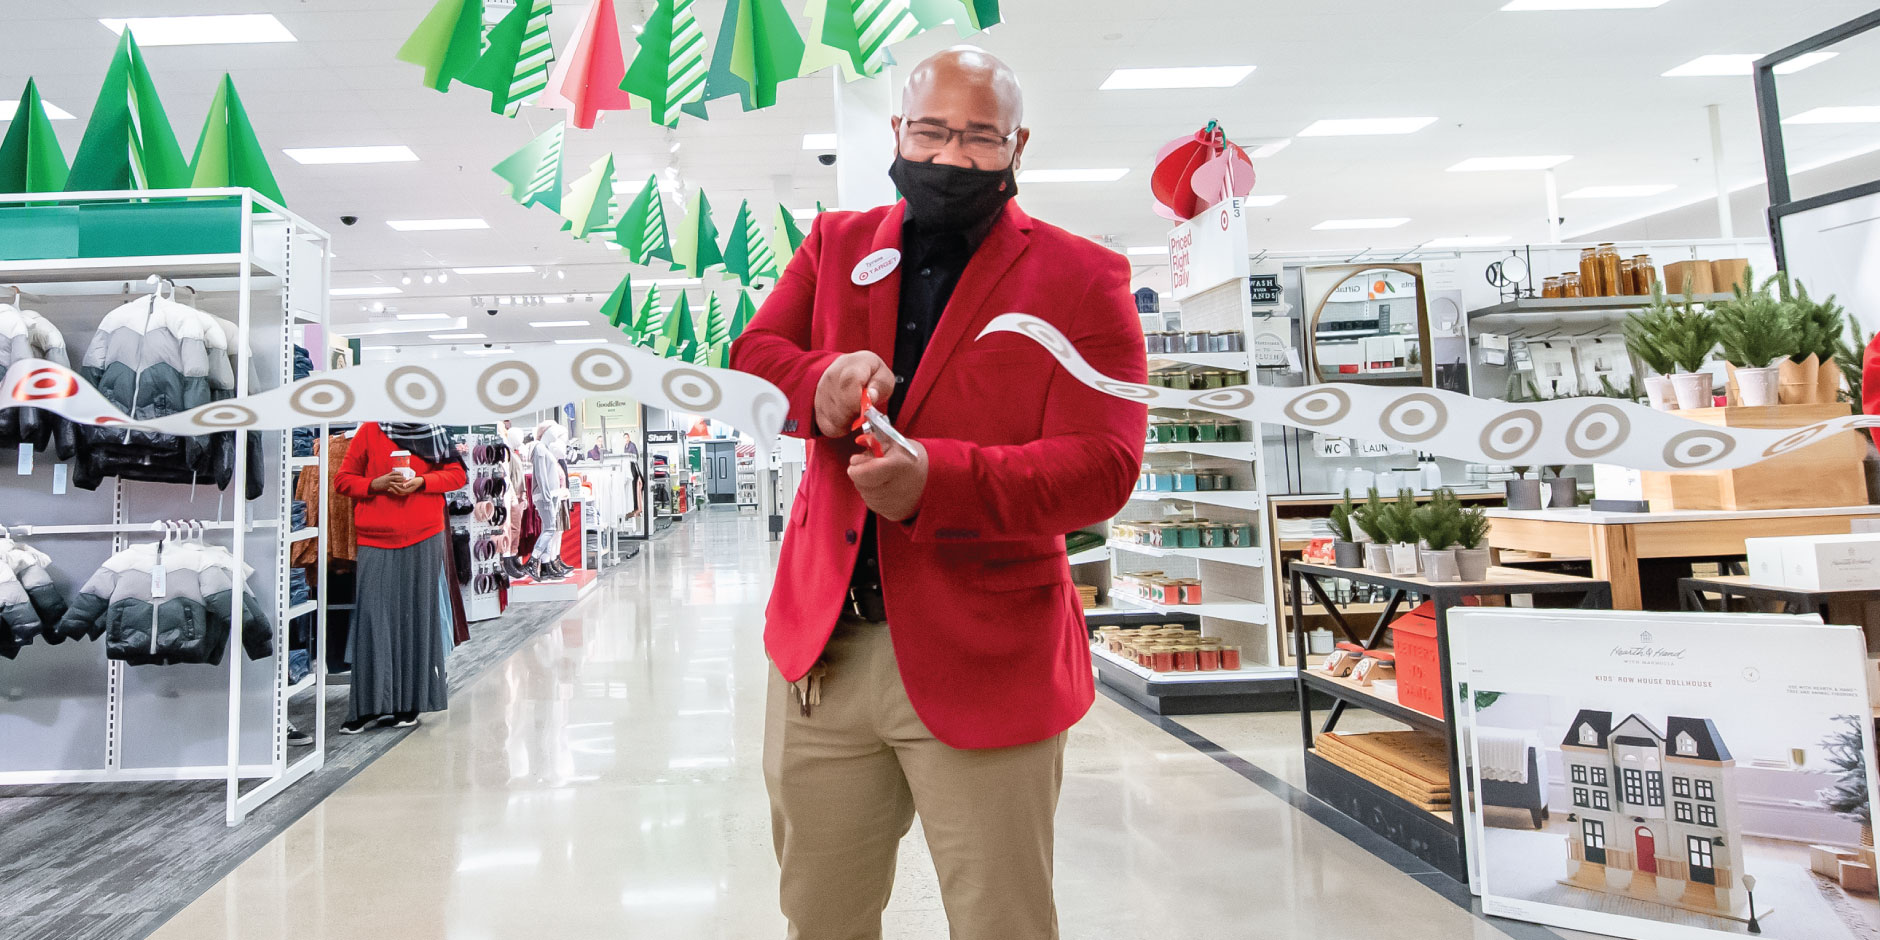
left=497, top=425, right=531, bottom=582
left=528, top=421, right=573, bottom=581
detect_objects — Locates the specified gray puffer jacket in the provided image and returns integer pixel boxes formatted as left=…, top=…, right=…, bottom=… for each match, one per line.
left=55, top=541, right=272, bottom=666
left=0, top=304, right=76, bottom=460
left=0, top=538, right=65, bottom=659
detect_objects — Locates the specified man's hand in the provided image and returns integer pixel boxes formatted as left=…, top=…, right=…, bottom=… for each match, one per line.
left=389, top=475, right=425, bottom=497
left=368, top=471, right=402, bottom=494
left=815, top=351, right=895, bottom=438
left=848, top=436, right=928, bottom=522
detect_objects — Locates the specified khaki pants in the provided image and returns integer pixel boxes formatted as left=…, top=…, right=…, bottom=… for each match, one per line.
left=763, top=618, right=1066, bottom=940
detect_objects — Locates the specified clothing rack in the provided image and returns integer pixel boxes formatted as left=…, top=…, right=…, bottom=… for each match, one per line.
left=457, top=431, right=507, bottom=621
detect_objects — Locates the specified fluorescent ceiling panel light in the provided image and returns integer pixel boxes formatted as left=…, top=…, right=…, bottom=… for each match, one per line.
left=1663, top=52, right=1835, bottom=77
left=0, top=99, right=74, bottom=120
left=1242, top=194, right=1287, bottom=207
left=99, top=14, right=295, bottom=46
left=1312, top=218, right=1410, bottom=230
left=1564, top=184, right=1676, bottom=198
left=283, top=146, right=417, bottom=165
left=1501, top=0, right=1668, bottom=9
left=1425, top=236, right=1511, bottom=247
left=530, top=320, right=589, bottom=328
left=452, top=265, right=534, bottom=274
left=1785, top=106, right=1880, bottom=125
left=1015, top=168, right=1129, bottom=183
left=395, top=313, right=451, bottom=321
left=1098, top=66, right=1255, bottom=90
left=330, top=286, right=402, bottom=296
left=1248, top=139, right=1291, bottom=159
left=1126, top=246, right=1170, bottom=256
left=801, top=133, right=838, bottom=150
left=1447, top=155, right=1572, bottom=171
left=1297, top=117, right=1436, bottom=137
left=387, top=218, right=489, bottom=232
left=555, top=338, right=609, bottom=345
left=429, top=332, right=486, bottom=340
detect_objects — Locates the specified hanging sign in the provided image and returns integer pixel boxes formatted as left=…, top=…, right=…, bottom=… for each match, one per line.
left=1168, top=197, right=1248, bottom=302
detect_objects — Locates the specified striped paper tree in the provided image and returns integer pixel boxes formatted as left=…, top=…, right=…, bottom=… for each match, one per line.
left=560, top=153, right=619, bottom=240
left=722, top=200, right=779, bottom=286
left=66, top=31, right=190, bottom=191
left=702, top=292, right=730, bottom=346
left=619, top=0, right=708, bottom=126
left=611, top=175, right=674, bottom=265
left=0, top=80, right=71, bottom=194
left=632, top=284, right=665, bottom=348
left=730, top=290, right=759, bottom=341
left=814, top=0, right=918, bottom=78
left=462, top=0, right=556, bottom=116
left=770, top=205, right=808, bottom=267
left=187, top=75, right=285, bottom=207
left=491, top=122, right=564, bottom=213
left=672, top=188, right=724, bottom=274
left=661, top=291, right=700, bottom=360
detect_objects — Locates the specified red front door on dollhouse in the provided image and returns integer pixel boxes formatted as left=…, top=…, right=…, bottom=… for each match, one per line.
left=1635, top=828, right=1657, bottom=874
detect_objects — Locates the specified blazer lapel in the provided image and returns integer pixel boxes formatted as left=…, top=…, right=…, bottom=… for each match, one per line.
left=863, top=202, right=907, bottom=367
left=897, top=203, right=1033, bottom=427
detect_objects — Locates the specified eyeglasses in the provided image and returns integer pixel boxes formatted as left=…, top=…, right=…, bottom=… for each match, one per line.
left=899, top=118, right=1019, bottom=161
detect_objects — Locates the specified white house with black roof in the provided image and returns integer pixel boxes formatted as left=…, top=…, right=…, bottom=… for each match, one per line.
left=1559, top=709, right=1747, bottom=916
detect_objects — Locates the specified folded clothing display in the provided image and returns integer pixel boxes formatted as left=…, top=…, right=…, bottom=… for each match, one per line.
left=55, top=541, right=272, bottom=666
left=0, top=303, right=76, bottom=460
left=0, top=537, right=67, bottom=659
left=291, top=345, right=317, bottom=458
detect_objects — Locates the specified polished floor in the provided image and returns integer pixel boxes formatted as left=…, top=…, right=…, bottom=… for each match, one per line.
left=148, top=512, right=1546, bottom=940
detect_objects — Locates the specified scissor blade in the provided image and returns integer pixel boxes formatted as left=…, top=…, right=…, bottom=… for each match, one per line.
left=862, top=406, right=915, bottom=453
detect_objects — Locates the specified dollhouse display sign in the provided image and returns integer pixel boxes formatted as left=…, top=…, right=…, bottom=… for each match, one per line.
left=1449, top=608, right=1880, bottom=940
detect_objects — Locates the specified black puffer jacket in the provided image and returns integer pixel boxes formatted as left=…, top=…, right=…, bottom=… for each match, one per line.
left=55, top=541, right=271, bottom=666
left=0, top=538, right=65, bottom=659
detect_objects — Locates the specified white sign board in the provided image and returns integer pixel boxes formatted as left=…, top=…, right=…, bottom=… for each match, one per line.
left=1168, top=197, right=1249, bottom=301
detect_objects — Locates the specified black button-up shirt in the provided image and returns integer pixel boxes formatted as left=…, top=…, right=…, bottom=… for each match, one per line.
left=850, top=211, right=996, bottom=598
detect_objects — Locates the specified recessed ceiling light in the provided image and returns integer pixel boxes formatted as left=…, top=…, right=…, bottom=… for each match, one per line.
left=530, top=320, right=589, bottom=328
left=1127, top=246, right=1170, bottom=256
left=387, top=218, right=489, bottom=232
left=330, top=286, right=403, bottom=296
left=1099, top=66, right=1256, bottom=90
left=1662, top=52, right=1835, bottom=77
left=1248, top=139, right=1291, bottom=159
left=1564, top=184, right=1676, bottom=198
left=1425, top=236, right=1511, bottom=247
left=284, top=146, right=418, bottom=165
left=1242, top=194, right=1287, bottom=207
left=555, top=338, right=609, bottom=345
left=1501, top=0, right=1668, bottom=9
left=1016, top=168, right=1130, bottom=183
left=0, top=99, right=75, bottom=120
left=99, top=14, right=296, bottom=46
left=1784, top=106, right=1880, bottom=125
left=429, top=332, right=487, bottom=340
left=1313, top=218, right=1411, bottom=230
left=395, top=313, right=451, bottom=321
left=802, top=133, right=838, bottom=150
left=1297, top=117, right=1436, bottom=137
left=1447, top=155, right=1573, bottom=172
left=452, top=265, right=535, bottom=274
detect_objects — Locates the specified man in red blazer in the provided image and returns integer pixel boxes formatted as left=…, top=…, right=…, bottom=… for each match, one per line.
left=732, top=47, right=1146, bottom=940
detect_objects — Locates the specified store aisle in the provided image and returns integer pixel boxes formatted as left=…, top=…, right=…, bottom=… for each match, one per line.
left=148, top=512, right=1539, bottom=940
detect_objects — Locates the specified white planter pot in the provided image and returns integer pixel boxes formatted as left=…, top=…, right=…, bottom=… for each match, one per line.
left=1644, top=374, right=1677, bottom=412
left=1736, top=365, right=1780, bottom=407
left=1364, top=542, right=1392, bottom=573
left=1421, top=548, right=1460, bottom=582
left=1671, top=371, right=1713, bottom=411
left=1389, top=542, right=1422, bottom=575
left=1307, top=629, right=1335, bottom=655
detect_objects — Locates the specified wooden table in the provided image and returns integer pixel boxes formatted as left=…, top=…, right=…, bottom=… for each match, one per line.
left=1486, top=505, right=1880, bottom=610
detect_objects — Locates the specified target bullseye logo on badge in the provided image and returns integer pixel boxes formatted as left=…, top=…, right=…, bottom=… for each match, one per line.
left=852, top=248, right=901, bottom=286
left=12, top=366, right=78, bottom=402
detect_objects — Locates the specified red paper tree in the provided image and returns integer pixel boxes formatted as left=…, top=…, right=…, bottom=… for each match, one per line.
left=540, top=0, right=636, bottom=129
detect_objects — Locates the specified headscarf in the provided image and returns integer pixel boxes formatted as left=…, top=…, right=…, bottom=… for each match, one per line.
left=381, top=422, right=462, bottom=469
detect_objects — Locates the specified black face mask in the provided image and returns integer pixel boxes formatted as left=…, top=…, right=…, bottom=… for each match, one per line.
left=889, top=154, right=1018, bottom=234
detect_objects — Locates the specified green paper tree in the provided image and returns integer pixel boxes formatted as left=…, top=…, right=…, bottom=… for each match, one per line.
left=770, top=205, right=807, bottom=264
left=672, top=188, right=724, bottom=274
left=600, top=273, right=634, bottom=329
left=705, top=342, right=730, bottom=369
left=730, top=290, right=759, bottom=341
left=685, top=0, right=806, bottom=118
left=188, top=75, right=285, bottom=207
left=799, top=0, right=861, bottom=80
left=492, top=122, right=564, bottom=213
left=661, top=291, right=700, bottom=360
left=462, top=0, right=557, bottom=116
left=560, top=153, right=619, bottom=240
left=611, top=175, right=675, bottom=265
left=0, top=79, right=70, bottom=195
left=619, top=0, right=709, bottom=127
left=632, top=284, right=666, bottom=347
left=702, top=292, right=730, bottom=345
left=67, top=31, right=190, bottom=192
left=722, top=200, right=779, bottom=286
left=396, top=0, right=487, bottom=92
left=814, top=0, right=918, bottom=78
left=909, top=0, right=999, bottom=32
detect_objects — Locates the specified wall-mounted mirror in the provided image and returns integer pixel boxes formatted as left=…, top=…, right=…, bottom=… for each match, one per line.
left=1301, top=264, right=1434, bottom=387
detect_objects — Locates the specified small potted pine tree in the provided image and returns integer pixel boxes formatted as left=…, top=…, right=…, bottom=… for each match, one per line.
left=1663, top=289, right=1720, bottom=410
left=1455, top=503, right=1492, bottom=581
left=1625, top=283, right=1682, bottom=411
left=1381, top=489, right=1422, bottom=575
left=1713, top=271, right=1795, bottom=407
left=1328, top=490, right=1364, bottom=568
left=1355, top=489, right=1393, bottom=573
left=1412, top=490, right=1463, bottom=582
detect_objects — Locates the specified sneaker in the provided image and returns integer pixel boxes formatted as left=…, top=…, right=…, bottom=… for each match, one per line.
left=339, top=717, right=377, bottom=735
left=389, top=712, right=421, bottom=729
left=286, top=725, right=313, bottom=746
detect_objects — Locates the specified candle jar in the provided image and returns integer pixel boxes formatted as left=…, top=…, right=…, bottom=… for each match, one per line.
left=1579, top=247, right=1601, bottom=297
left=1619, top=258, right=1638, bottom=296
left=1174, top=646, right=1198, bottom=672
left=1197, top=647, right=1221, bottom=671
left=1597, top=244, right=1622, bottom=298
left=1542, top=276, right=1562, bottom=298
left=1219, top=646, right=1242, bottom=670
left=1562, top=273, right=1582, bottom=298
left=1150, top=647, right=1177, bottom=673
left=1634, top=255, right=1656, bottom=294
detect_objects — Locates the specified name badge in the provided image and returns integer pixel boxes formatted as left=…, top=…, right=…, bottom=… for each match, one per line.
left=852, top=248, right=901, bottom=286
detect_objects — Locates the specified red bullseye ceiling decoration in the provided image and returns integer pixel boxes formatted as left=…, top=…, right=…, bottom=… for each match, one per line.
left=1151, top=121, right=1255, bottom=222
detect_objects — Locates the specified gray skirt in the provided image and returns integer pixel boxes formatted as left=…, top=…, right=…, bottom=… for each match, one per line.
left=348, top=531, right=450, bottom=720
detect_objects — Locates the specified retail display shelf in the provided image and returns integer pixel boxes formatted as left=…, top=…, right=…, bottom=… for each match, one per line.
left=1148, top=351, right=1249, bottom=370
left=0, top=253, right=280, bottom=283
left=286, top=673, right=319, bottom=699
left=1300, top=669, right=1441, bottom=733
left=1142, top=442, right=1258, bottom=459
left=289, top=455, right=320, bottom=468
left=1111, top=592, right=1267, bottom=623
left=1469, top=293, right=1732, bottom=318
left=1108, top=539, right=1263, bottom=567
left=286, top=600, right=317, bottom=620
left=1129, top=490, right=1263, bottom=511
left=1317, top=369, right=1423, bottom=381
left=1091, top=643, right=1290, bottom=684
left=1269, top=490, right=1504, bottom=507
left=509, top=568, right=599, bottom=603
left=1067, top=546, right=1109, bottom=565
left=1091, top=642, right=1296, bottom=715
left=289, top=526, right=320, bottom=543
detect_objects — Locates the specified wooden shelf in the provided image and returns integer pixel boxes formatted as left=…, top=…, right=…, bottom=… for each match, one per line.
left=1306, top=749, right=1455, bottom=826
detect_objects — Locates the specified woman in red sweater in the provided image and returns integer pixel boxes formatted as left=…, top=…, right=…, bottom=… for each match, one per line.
left=333, top=422, right=467, bottom=734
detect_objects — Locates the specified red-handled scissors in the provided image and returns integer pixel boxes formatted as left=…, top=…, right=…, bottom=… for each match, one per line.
left=850, top=388, right=914, bottom=458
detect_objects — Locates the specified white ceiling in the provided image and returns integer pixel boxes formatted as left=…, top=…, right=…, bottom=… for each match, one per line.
left=5, top=0, right=1879, bottom=347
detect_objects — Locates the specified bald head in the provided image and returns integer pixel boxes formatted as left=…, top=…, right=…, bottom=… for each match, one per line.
left=894, top=46, right=1029, bottom=170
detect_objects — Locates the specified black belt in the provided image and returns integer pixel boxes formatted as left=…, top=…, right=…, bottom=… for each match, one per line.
left=846, top=584, right=888, bottom=623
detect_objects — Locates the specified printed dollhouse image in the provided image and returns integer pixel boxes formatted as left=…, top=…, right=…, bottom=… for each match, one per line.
left=1558, top=710, right=1746, bottom=917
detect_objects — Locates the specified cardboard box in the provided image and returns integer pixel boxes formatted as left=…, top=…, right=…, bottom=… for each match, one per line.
left=1746, top=533, right=1880, bottom=591
left=1711, top=258, right=1752, bottom=293
left=1662, top=260, right=1714, bottom=295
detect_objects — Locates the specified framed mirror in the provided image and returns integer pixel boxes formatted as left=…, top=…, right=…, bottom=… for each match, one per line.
left=1301, top=263, right=1434, bottom=387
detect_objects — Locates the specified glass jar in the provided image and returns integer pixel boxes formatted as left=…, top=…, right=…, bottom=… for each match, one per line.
left=1634, top=255, right=1656, bottom=295
left=1597, top=244, right=1623, bottom=298
left=1579, top=247, right=1601, bottom=297
left=1619, top=258, right=1638, bottom=296
left=1542, top=276, right=1562, bottom=298
left=1562, top=273, right=1583, bottom=298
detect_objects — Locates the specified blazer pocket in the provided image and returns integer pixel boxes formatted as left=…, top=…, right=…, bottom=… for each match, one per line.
left=977, top=553, right=1067, bottom=592
left=790, top=494, right=809, bottom=527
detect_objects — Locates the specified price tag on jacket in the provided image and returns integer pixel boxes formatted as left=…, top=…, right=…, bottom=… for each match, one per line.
left=17, top=442, right=30, bottom=475
left=52, top=463, right=67, bottom=495
left=852, top=248, right=901, bottom=286
left=150, top=563, right=166, bottom=598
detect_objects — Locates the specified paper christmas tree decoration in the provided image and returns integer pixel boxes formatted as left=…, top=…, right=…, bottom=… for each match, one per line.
left=702, top=291, right=730, bottom=346
left=188, top=75, right=285, bottom=207
left=661, top=291, right=700, bottom=360
left=684, top=0, right=806, bottom=118
left=462, top=0, right=557, bottom=116
left=961, top=0, right=1001, bottom=29
left=600, top=273, right=634, bottom=329
left=540, top=0, right=636, bottom=128
left=672, top=188, right=724, bottom=274
left=730, top=290, right=759, bottom=341
left=908, top=0, right=1000, bottom=33
left=66, top=31, right=190, bottom=192
left=492, top=122, right=564, bottom=213
left=631, top=283, right=665, bottom=346
left=560, top=153, right=620, bottom=240
left=0, top=80, right=70, bottom=195
left=814, top=0, right=919, bottom=78
left=612, top=176, right=675, bottom=265
left=705, top=342, right=730, bottom=368
left=722, top=200, right=779, bottom=286
left=619, top=0, right=708, bottom=127
left=770, top=205, right=807, bottom=265
left=798, top=0, right=862, bottom=81
left=396, top=0, right=487, bottom=92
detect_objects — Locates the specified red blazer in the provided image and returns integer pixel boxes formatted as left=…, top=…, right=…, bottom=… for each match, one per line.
left=332, top=422, right=467, bottom=550
left=732, top=201, right=1148, bottom=749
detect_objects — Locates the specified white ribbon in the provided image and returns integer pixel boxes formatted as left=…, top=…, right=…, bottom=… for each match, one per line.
left=981, top=313, right=1880, bottom=474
